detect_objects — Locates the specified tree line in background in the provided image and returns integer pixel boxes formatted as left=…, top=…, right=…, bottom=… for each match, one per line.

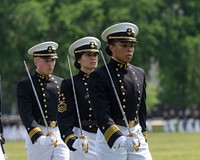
left=0, top=0, right=200, bottom=114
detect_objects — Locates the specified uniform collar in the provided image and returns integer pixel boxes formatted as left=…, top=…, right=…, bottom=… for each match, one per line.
left=35, top=70, right=51, bottom=80
left=79, top=70, right=89, bottom=79
left=111, top=57, right=128, bottom=70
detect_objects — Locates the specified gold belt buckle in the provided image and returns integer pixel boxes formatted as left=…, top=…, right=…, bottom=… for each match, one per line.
left=50, top=121, right=57, bottom=128
left=128, top=120, right=135, bottom=128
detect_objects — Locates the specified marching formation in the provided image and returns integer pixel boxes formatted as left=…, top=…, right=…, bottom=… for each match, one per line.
left=1, top=22, right=153, bottom=160
left=162, top=108, right=200, bottom=133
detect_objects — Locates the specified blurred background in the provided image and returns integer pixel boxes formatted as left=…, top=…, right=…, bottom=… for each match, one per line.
left=1, top=0, right=200, bottom=141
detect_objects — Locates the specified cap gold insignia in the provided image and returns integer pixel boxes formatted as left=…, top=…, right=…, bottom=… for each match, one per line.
left=127, top=28, right=132, bottom=35
left=48, top=46, right=52, bottom=53
left=90, top=41, right=95, bottom=48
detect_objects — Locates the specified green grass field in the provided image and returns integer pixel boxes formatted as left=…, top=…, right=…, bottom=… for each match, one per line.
left=3, top=132, right=200, bottom=160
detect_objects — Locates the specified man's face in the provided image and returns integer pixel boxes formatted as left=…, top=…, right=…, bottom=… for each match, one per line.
left=109, top=41, right=135, bottom=63
left=34, top=57, right=56, bottom=75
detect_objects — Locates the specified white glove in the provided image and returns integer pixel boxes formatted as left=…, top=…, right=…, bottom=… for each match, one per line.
left=72, top=136, right=88, bottom=153
left=118, top=135, right=139, bottom=152
left=118, top=136, right=134, bottom=152
left=34, top=135, right=56, bottom=146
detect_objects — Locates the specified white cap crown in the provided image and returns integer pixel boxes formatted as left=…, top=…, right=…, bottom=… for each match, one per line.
left=28, top=41, right=58, bottom=59
left=101, top=22, right=139, bottom=42
left=68, top=36, right=101, bottom=56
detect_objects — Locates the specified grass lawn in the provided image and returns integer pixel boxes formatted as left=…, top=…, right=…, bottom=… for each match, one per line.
left=149, top=132, right=200, bottom=160
left=3, top=132, right=200, bottom=160
left=4, top=141, right=27, bottom=160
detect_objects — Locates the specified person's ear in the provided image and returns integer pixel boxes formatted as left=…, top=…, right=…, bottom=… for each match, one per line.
left=109, top=44, right=115, bottom=52
left=34, top=57, right=39, bottom=66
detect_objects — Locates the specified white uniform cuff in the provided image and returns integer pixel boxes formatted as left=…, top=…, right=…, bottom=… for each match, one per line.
left=111, top=136, right=125, bottom=151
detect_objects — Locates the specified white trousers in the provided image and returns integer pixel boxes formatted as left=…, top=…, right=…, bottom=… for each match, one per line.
left=194, top=119, right=200, bottom=132
left=163, top=120, right=169, bottom=132
left=70, top=127, right=97, bottom=160
left=186, top=118, right=194, bottom=133
left=25, top=125, right=70, bottom=160
left=178, top=120, right=184, bottom=133
left=0, top=145, right=5, bottom=160
left=96, top=124, right=152, bottom=160
left=169, top=119, right=176, bottom=132
left=146, top=120, right=152, bottom=132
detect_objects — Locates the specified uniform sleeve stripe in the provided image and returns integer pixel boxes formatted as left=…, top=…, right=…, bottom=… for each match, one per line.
left=65, top=134, right=76, bottom=144
left=104, top=125, right=120, bottom=142
left=29, top=127, right=41, bottom=138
